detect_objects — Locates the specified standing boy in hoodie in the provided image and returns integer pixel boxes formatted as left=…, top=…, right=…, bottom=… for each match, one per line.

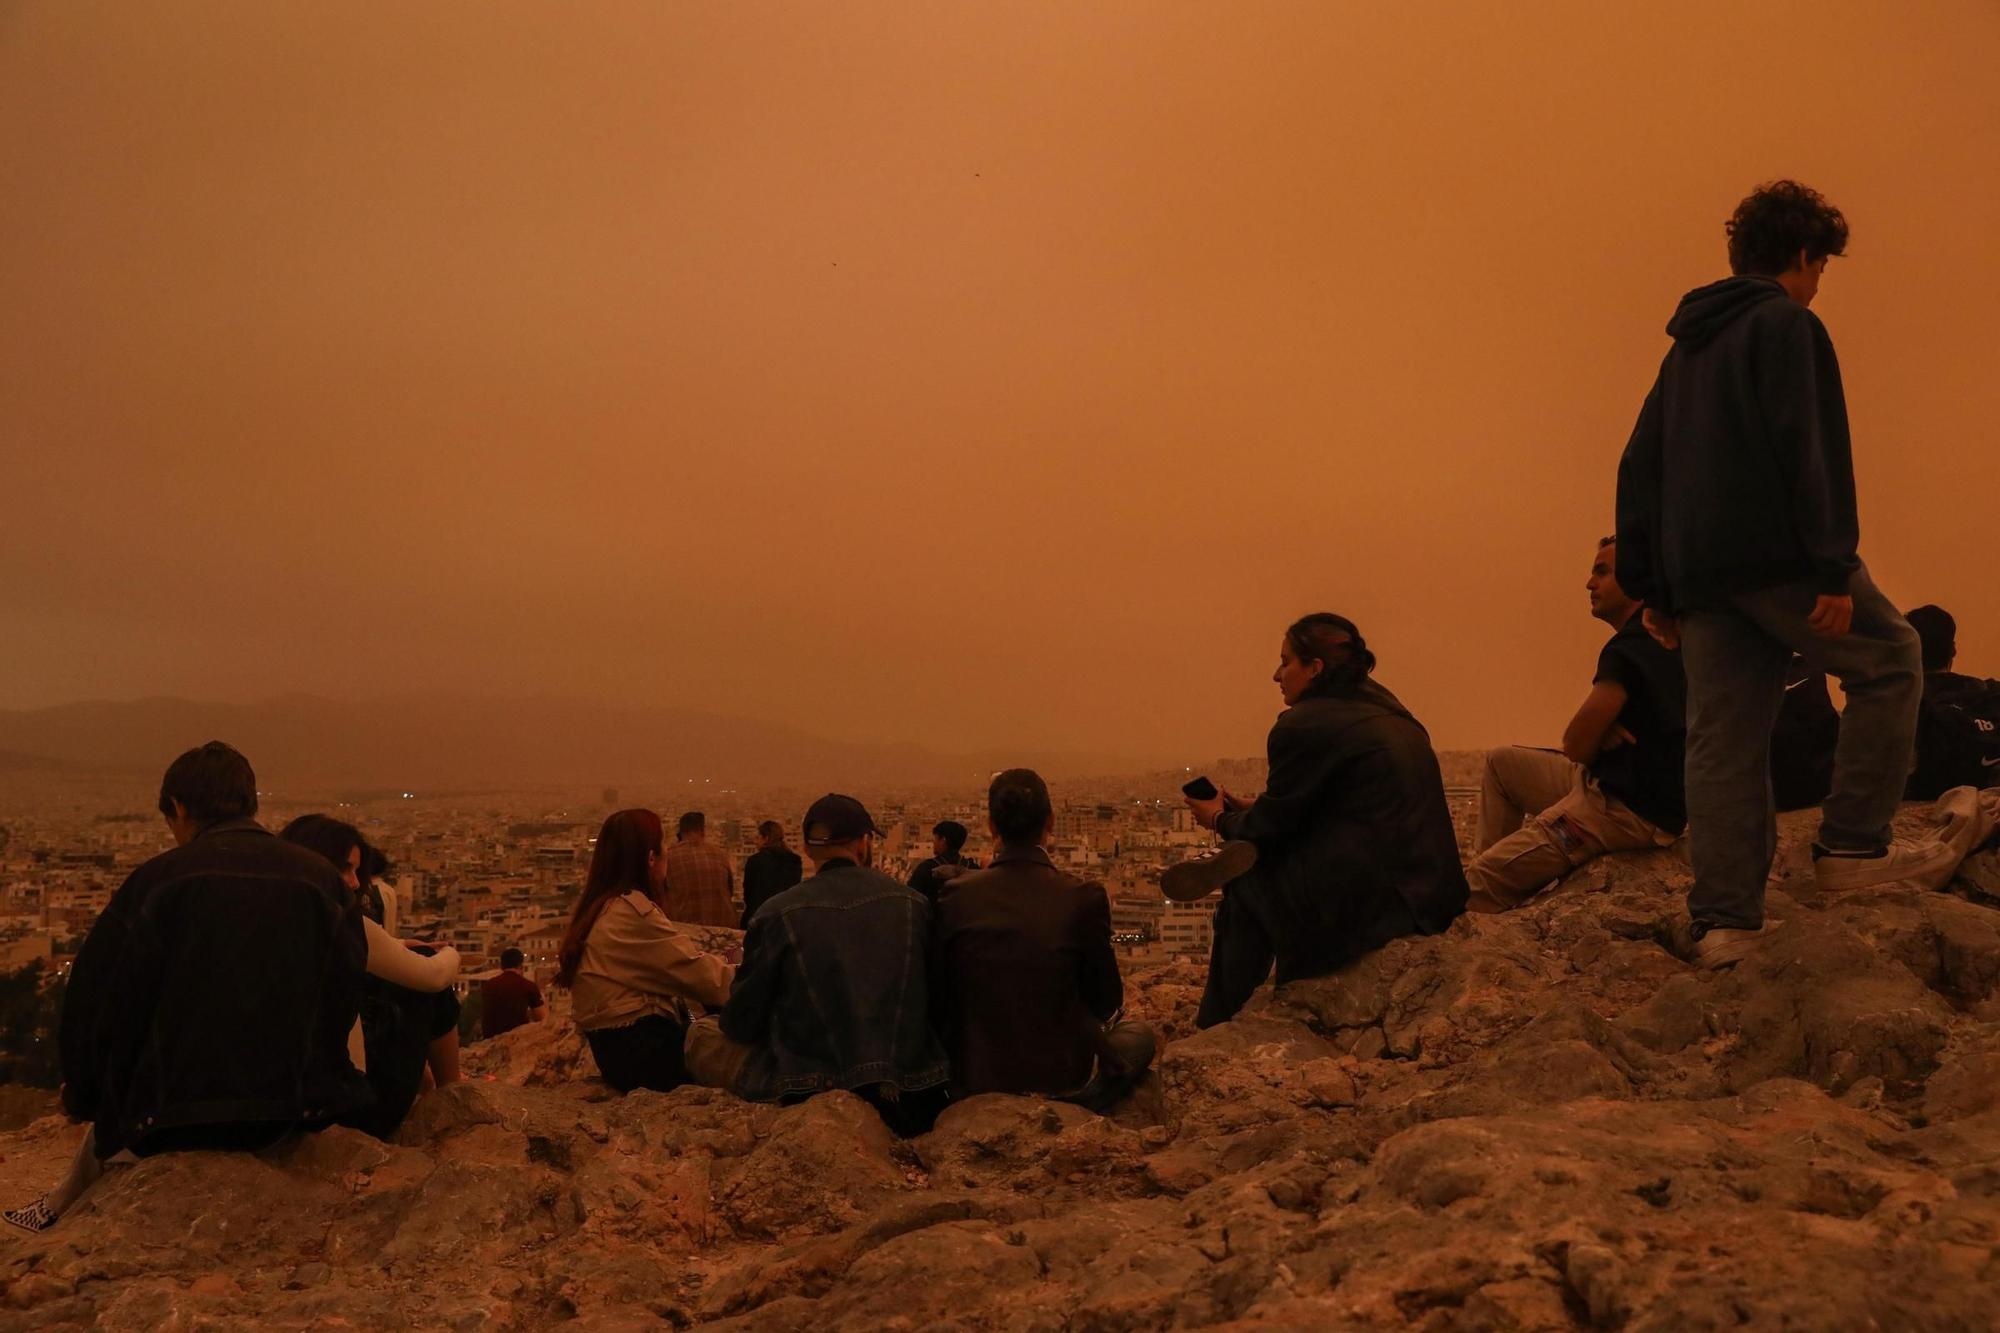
left=1615, top=180, right=1938, bottom=970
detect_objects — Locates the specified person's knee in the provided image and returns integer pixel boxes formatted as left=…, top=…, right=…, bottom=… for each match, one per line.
left=1107, top=1021, right=1157, bottom=1075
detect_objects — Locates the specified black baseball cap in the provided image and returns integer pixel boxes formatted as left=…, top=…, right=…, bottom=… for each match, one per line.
left=802, top=794, right=885, bottom=847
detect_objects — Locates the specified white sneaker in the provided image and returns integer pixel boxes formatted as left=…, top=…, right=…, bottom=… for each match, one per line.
left=1690, top=926, right=1764, bottom=970
left=1812, top=838, right=1960, bottom=893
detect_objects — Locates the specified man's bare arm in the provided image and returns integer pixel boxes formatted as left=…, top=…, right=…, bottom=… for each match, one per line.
left=1562, top=680, right=1632, bottom=766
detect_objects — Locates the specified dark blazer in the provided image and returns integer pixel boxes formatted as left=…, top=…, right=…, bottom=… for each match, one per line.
left=740, top=845, right=804, bottom=927
left=722, top=858, right=949, bottom=1098
left=59, top=819, right=372, bottom=1158
left=930, top=845, right=1121, bottom=1098
left=1215, top=679, right=1467, bottom=983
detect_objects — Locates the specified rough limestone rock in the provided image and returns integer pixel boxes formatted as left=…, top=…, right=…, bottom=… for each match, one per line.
left=5, top=805, right=1999, bottom=1329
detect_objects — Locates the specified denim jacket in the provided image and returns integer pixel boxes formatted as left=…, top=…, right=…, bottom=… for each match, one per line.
left=721, top=858, right=949, bottom=1099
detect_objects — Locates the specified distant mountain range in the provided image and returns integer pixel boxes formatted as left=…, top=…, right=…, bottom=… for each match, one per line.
left=0, top=695, right=1178, bottom=794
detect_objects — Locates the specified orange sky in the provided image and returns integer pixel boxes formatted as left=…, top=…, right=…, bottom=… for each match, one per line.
left=4, top=2, right=1997, bottom=764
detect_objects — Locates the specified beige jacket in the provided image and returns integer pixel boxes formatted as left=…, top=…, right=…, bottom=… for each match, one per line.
left=571, top=892, right=735, bottom=1033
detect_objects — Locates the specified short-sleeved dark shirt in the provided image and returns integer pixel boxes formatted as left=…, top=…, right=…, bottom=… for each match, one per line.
left=480, top=970, right=544, bottom=1040
left=1591, top=611, right=1688, bottom=834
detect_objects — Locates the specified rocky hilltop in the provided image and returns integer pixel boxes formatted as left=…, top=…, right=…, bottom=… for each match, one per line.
left=4, top=809, right=1998, bottom=1331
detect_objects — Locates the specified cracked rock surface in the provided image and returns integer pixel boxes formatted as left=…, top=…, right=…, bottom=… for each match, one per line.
left=4, top=811, right=1998, bottom=1330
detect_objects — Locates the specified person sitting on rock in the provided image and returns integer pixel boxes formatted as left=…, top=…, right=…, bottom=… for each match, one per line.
left=1464, top=537, right=1687, bottom=912
left=6, top=743, right=373, bottom=1235
left=1903, top=604, right=2000, bottom=800
left=281, top=815, right=463, bottom=1139
left=930, top=768, right=1156, bottom=1111
left=1171, top=614, right=1468, bottom=1028
left=481, top=947, right=549, bottom=1040
left=685, top=794, right=950, bottom=1136
left=559, top=808, right=736, bottom=1094
left=907, top=819, right=977, bottom=904
left=659, top=810, right=739, bottom=928
left=739, top=819, right=804, bottom=927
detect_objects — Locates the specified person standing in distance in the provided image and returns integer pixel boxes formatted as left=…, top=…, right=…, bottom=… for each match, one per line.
left=1615, top=180, right=1943, bottom=969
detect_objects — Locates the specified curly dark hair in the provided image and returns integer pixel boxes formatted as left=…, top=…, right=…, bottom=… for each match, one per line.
left=1726, top=180, right=1848, bottom=277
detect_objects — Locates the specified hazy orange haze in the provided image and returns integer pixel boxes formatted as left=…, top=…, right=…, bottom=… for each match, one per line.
left=3, top=1, right=1997, bottom=765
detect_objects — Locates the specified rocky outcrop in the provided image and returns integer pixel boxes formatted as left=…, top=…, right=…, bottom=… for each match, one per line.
left=5, top=810, right=1999, bottom=1330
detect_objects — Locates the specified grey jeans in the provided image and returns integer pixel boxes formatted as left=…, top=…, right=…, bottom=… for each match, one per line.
left=1679, top=563, right=1920, bottom=930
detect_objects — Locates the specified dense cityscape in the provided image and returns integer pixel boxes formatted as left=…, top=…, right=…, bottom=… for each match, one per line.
left=0, top=761, right=1481, bottom=1014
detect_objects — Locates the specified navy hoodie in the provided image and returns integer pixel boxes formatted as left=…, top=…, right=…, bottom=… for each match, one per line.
left=1614, top=276, right=1860, bottom=614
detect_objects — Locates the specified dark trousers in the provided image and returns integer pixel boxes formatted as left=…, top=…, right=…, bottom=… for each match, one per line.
left=1196, top=875, right=1425, bottom=1028
left=1063, top=1021, right=1160, bottom=1112
left=1680, top=564, right=1921, bottom=930
left=351, top=979, right=460, bottom=1140
left=586, top=1013, right=690, bottom=1094
left=1197, top=891, right=1274, bottom=1028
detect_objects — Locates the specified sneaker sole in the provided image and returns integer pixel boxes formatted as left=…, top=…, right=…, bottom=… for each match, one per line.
left=1814, top=844, right=1961, bottom=893
left=1160, top=841, right=1259, bottom=902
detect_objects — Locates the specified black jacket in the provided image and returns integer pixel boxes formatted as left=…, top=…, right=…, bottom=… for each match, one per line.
left=907, top=855, right=974, bottom=905
left=740, top=845, right=804, bottom=927
left=1215, top=680, right=1466, bottom=982
left=1616, top=277, right=1860, bottom=614
left=59, top=820, right=372, bottom=1158
left=721, top=858, right=949, bottom=1098
left=930, top=845, right=1121, bottom=1098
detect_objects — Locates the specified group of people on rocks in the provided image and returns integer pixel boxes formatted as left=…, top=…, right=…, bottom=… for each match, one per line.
left=11, top=178, right=1997, bottom=1236
left=561, top=770, right=1154, bottom=1137
left=1169, top=179, right=1996, bottom=983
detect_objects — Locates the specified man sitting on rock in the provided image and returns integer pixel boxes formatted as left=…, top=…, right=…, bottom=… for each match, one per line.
left=6, top=742, right=372, bottom=1234
left=739, top=819, right=804, bottom=926
left=907, top=819, right=977, bottom=904
left=481, top=947, right=548, bottom=1040
left=1466, top=537, right=1686, bottom=912
left=1903, top=604, right=2000, bottom=800
left=684, top=794, right=950, bottom=1136
left=930, top=769, right=1156, bottom=1112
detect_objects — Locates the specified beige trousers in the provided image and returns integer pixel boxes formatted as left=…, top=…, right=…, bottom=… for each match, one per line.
left=1468, top=746, right=1675, bottom=911
left=683, top=1015, right=760, bottom=1097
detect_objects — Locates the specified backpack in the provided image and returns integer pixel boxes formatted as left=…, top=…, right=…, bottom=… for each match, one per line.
left=1910, top=674, right=2000, bottom=800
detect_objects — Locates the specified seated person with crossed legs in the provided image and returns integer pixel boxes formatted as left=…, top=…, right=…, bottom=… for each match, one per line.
left=1467, top=537, right=1687, bottom=912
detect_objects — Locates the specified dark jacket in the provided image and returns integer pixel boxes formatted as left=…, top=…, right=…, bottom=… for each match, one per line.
left=59, top=819, right=372, bottom=1159
left=930, top=845, right=1121, bottom=1098
left=1214, top=679, right=1467, bottom=982
left=907, top=854, right=974, bottom=905
left=1616, top=276, right=1860, bottom=614
left=721, top=858, right=949, bottom=1098
left=740, top=845, right=804, bottom=927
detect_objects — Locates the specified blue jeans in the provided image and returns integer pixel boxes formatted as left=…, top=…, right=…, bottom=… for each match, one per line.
left=1679, top=563, right=1920, bottom=930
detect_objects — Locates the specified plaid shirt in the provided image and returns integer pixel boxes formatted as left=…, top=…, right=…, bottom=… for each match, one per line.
left=660, top=840, right=737, bottom=927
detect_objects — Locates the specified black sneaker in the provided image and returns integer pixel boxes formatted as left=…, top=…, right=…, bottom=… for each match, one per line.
left=1160, top=841, right=1258, bottom=902
left=3, top=1195, right=54, bottom=1235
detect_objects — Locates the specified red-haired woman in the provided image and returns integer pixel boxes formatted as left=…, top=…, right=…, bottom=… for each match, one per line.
left=559, top=809, right=736, bottom=1093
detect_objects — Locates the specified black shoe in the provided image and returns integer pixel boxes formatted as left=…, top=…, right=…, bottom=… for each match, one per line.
left=1160, top=841, right=1258, bottom=902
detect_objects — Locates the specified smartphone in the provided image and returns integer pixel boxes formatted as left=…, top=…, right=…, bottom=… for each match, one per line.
left=1181, top=776, right=1218, bottom=801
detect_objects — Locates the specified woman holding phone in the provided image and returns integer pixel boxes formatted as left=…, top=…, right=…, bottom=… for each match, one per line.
left=1170, top=613, right=1468, bottom=1026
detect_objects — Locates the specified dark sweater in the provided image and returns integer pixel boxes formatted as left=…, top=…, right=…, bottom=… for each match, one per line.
left=1615, top=276, right=1860, bottom=614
